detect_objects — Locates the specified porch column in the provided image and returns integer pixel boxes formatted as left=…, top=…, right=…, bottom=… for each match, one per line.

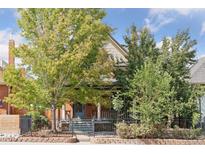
left=7, top=104, right=11, bottom=114
left=97, top=103, right=101, bottom=120
left=70, top=103, right=73, bottom=119
left=61, top=105, right=66, bottom=120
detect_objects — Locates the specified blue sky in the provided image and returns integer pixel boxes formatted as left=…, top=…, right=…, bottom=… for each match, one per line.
left=0, top=8, right=205, bottom=62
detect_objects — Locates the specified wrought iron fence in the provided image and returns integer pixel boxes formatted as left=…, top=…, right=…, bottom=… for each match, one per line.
left=60, top=115, right=200, bottom=137
left=93, top=110, right=132, bottom=120
left=20, top=115, right=32, bottom=134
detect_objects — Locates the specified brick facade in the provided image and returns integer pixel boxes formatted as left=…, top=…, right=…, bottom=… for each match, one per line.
left=0, top=85, right=9, bottom=114
left=0, top=85, right=8, bottom=100
left=0, top=39, right=26, bottom=116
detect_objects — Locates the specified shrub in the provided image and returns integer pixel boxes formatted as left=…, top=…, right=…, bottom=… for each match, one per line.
left=116, top=123, right=129, bottom=139
left=116, top=123, right=138, bottom=139
left=31, top=112, right=49, bottom=131
left=173, top=127, right=202, bottom=139
left=116, top=122, right=155, bottom=139
left=116, top=122, right=202, bottom=139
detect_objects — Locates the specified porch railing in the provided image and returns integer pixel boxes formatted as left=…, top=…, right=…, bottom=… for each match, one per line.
left=93, top=110, right=132, bottom=120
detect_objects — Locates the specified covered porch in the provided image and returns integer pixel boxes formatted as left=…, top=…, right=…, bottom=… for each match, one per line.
left=44, top=101, right=117, bottom=122
left=60, top=102, right=117, bottom=121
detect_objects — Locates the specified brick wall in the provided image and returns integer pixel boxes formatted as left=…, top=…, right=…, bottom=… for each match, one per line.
left=0, top=115, right=20, bottom=134
left=85, top=104, right=96, bottom=119
left=0, top=85, right=8, bottom=100
left=0, top=85, right=9, bottom=114
left=90, top=137, right=205, bottom=144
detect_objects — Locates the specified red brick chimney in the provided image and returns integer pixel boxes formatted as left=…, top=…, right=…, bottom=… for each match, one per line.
left=8, top=39, right=15, bottom=65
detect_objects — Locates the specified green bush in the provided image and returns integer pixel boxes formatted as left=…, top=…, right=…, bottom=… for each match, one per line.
left=116, top=122, right=155, bottom=139
left=173, top=127, right=202, bottom=139
left=31, top=112, right=49, bottom=131
left=116, top=123, right=129, bottom=139
left=116, top=123, right=137, bottom=139
left=116, top=122, right=202, bottom=139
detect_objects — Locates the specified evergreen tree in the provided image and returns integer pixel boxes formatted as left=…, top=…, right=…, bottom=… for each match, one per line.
left=113, top=25, right=159, bottom=113
left=124, top=25, right=159, bottom=80
left=113, top=28, right=204, bottom=130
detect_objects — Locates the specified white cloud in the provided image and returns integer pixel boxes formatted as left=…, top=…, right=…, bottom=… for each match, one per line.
left=149, top=8, right=201, bottom=17
left=145, top=9, right=175, bottom=33
left=148, top=9, right=170, bottom=16
left=200, top=22, right=205, bottom=35
left=0, top=28, right=24, bottom=62
left=144, top=15, right=174, bottom=33
left=145, top=8, right=203, bottom=33
left=156, top=37, right=172, bottom=49
left=0, top=44, right=8, bottom=61
left=174, top=9, right=194, bottom=16
left=156, top=41, right=163, bottom=48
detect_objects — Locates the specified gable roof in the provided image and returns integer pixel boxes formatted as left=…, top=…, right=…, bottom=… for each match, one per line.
left=190, top=57, right=205, bottom=84
left=108, top=35, right=128, bottom=58
left=104, top=35, right=128, bottom=66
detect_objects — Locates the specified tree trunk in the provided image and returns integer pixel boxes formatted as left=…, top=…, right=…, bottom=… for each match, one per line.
left=167, top=115, right=173, bottom=128
left=51, top=103, right=57, bottom=133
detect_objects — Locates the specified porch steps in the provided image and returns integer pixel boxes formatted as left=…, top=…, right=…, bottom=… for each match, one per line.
left=69, top=119, right=93, bottom=134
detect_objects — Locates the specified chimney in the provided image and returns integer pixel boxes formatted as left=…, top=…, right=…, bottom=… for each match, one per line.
left=8, top=39, right=15, bottom=65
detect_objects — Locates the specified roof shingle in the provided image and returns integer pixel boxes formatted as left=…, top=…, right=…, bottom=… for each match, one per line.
left=190, top=57, right=205, bottom=84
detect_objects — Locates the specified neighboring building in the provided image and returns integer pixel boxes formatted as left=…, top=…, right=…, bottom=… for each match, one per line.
left=0, top=39, right=27, bottom=115
left=0, top=40, right=13, bottom=115
left=190, top=57, right=205, bottom=124
left=0, top=36, right=128, bottom=123
left=0, top=68, right=9, bottom=114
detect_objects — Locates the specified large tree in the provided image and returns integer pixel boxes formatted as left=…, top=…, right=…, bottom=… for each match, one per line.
left=113, top=25, right=159, bottom=114
left=123, top=25, right=159, bottom=81
left=113, top=27, right=204, bottom=129
left=4, top=9, right=113, bottom=132
left=160, top=30, right=203, bottom=120
left=128, top=57, right=174, bottom=129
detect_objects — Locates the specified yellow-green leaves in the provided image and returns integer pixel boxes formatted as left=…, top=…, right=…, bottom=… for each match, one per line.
left=6, top=9, right=113, bottom=111
left=3, top=66, right=50, bottom=111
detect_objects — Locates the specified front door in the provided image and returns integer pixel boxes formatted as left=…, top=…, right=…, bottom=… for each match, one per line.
left=73, top=103, right=84, bottom=118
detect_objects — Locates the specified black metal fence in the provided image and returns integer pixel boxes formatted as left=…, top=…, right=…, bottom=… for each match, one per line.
left=20, top=115, right=32, bottom=134
left=61, top=113, right=201, bottom=137
left=93, top=110, right=132, bottom=120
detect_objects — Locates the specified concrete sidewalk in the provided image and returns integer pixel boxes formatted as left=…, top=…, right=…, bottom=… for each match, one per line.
left=75, top=134, right=91, bottom=144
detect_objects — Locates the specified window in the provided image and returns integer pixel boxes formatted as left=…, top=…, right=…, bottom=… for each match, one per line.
left=76, top=103, right=83, bottom=112
left=0, top=99, right=3, bottom=107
